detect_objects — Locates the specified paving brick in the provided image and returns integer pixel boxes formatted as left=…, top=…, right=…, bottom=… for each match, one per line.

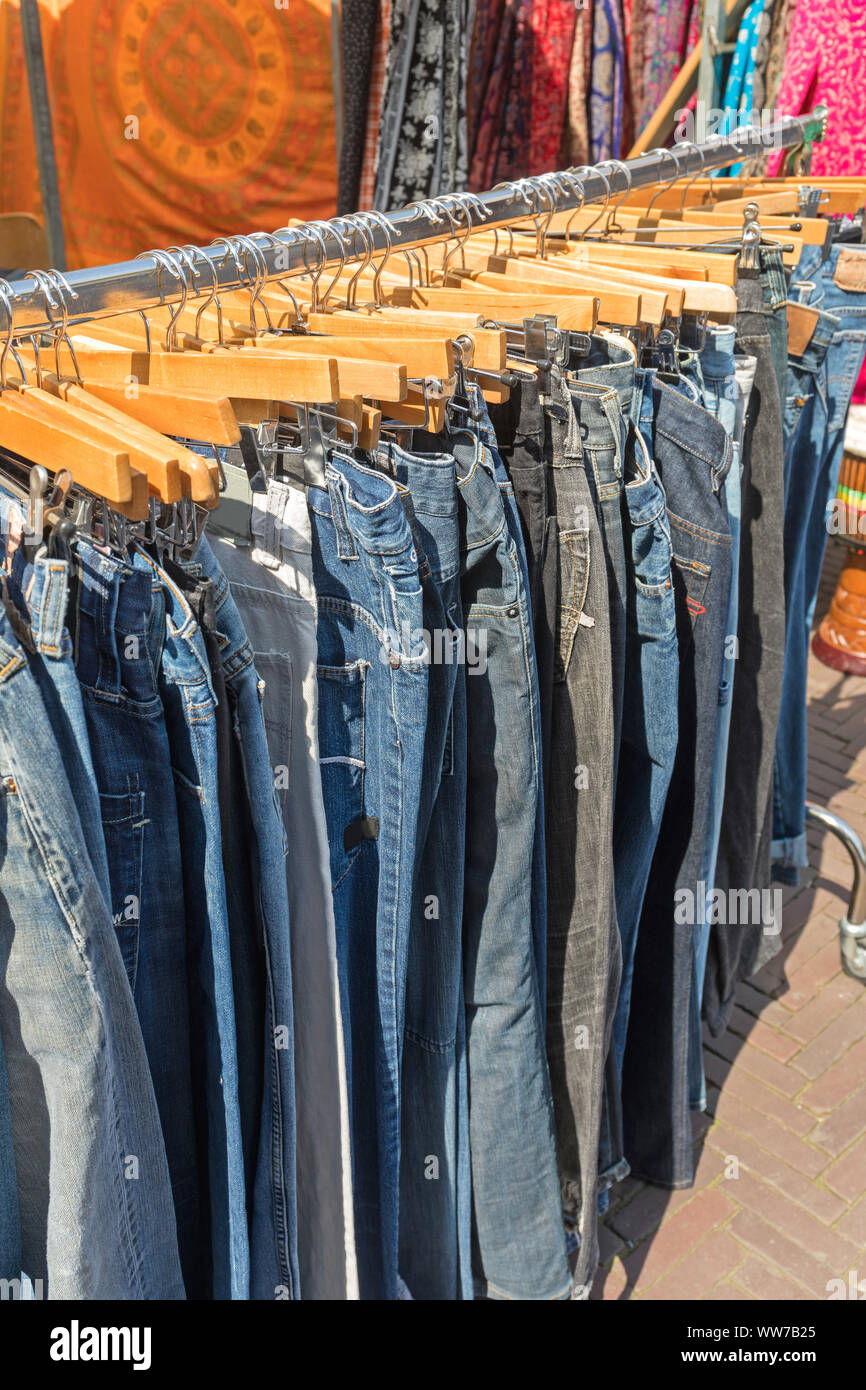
left=810, top=1085, right=866, bottom=1156
left=639, top=1231, right=743, bottom=1301
left=704, top=1121, right=845, bottom=1224
left=730, top=1256, right=811, bottom=1301
left=719, top=1169, right=859, bottom=1271
left=622, top=1188, right=736, bottom=1293
left=706, top=1061, right=815, bottom=1136
left=823, top=1135, right=866, bottom=1204
left=835, top=1196, right=866, bottom=1247
left=735, top=980, right=799, bottom=1028
left=591, top=1257, right=629, bottom=1301
left=608, top=1184, right=680, bottom=1246
left=710, top=1087, right=830, bottom=1179
left=705, top=1029, right=802, bottom=1098
left=774, top=939, right=844, bottom=1011
left=790, top=997, right=866, bottom=1078
left=782, top=975, right=866, bottom=1044
left=727, top=1210, right=839, bottom=1298
left=727, top=1004, right=800, bottom=1063
left=701, top=1286, right=756, bottom=1300
left=798, top=1039, right=866, bottom=1115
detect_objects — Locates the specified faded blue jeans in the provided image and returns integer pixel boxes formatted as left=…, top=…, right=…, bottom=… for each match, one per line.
left=0, top=570, right=184, bottom=1297
left=140, top=551, right=249, bottom=1300
left=309, top=452, right=428, bottom=1301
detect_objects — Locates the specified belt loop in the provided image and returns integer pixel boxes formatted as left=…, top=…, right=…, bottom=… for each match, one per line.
left=329, top=472, right=359, bottom=562
left=560, top=376, right=583, bottom=460
left=600, top=391, right=624, bottom=478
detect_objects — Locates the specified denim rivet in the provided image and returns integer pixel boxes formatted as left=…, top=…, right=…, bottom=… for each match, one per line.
left=388, top=652, right=401, bottom=668
left=507, top=605, right=519, bottom=617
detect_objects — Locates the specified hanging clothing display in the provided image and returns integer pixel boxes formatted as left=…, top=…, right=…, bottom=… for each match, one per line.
left=0, top=114, right=861, bottom=1300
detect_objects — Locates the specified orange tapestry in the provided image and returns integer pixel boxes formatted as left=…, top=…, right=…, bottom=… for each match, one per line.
left=0, top=0, right=338, bottom=269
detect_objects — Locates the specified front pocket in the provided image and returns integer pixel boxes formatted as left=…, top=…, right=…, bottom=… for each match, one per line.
left=317, top=660, right=369, bottom=888
left=99, top=782, right=146, bottom=992
left=670, top=553, right=711, bottom=659
left=554, top=522, right=592, bottom=682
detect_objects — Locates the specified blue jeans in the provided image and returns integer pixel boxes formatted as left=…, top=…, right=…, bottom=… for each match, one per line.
left=193, top=536, right=301, bottom=1300
left=612, top=374, right=679, bottom=1073
left=623, top=379, right=733, bottom=1188
left=141, top=551, right=249, bottom=1300
left=0, top=586, right=184, bottom=1297
left=309, top=453, right=428, bottom=1301
left=689, top=327, right=744, bottom=1110
left=72, top=540, right=204, bottom=1296
left=374, top=442, right=472, bottom=1302
left=773, top=242, right=866, bottom=878
left=454, top=434, right=570, bottom=1300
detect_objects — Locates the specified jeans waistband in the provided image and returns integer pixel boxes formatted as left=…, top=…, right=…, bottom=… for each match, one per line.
left=76, top=540, right=157, bottom=697
left=566, top=379, right=626, bottom=479
left=570, top=351, right=635, bottom=420
left=787, top=304, right=840, bottom=373
left=653, top=378, right=734, bottom=492
left=308, top=451, right=416, bottom=564
left=759, top=246, right=788, bottom=311
left=27, top=556, right=72, bottom=659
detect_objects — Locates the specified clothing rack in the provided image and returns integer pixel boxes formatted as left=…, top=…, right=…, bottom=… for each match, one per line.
left=1, top=108, right=828, bottom=338
left=3, top=99, right=861, bottom=975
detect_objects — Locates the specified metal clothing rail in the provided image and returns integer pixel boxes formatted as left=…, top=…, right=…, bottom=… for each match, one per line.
left=1, top=108, right=828, bottom=338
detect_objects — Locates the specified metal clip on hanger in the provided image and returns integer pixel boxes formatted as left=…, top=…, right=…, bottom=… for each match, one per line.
left=740, top=202, right=762, bottom=272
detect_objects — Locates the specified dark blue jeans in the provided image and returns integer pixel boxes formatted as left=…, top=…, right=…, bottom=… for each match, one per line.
left=73, top=540, right=204, bottom=1296
left=376, top=443, right=471, bottom=1301
left=309, top=453, right=428, bottom=1301
left=623, top=379, right=733, bottom=1189
left=454, top=433, right=570, bottom=1300
left=773, top=242, right=866, bottom=879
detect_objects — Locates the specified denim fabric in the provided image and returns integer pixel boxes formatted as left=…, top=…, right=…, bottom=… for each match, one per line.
left=0, top=598, right=185, bottom=1297
left=187, top=537, right=301, bottom=1301
left=612, top=375, right=679, bottom=1074
left=492, top=368, right=620, bottom=1293
left=451, top=431, right=570, bottom=1300
left=623, top=380, right=733, bottom=1188
left=771, top=305, right=837, bottom=879
left=704, top=266, right=789, bottom=1037
left=309, top=452, right=428, bottom=1301
left=209, top=479, right=358, bottom=1301
left=0, top=1028, right=19, bottom=1281
left=688, top=328, right=745, bottom=1111
left=70, top=540, right=204, bottom=1297
left=772, top=242, right=866, bottom=879
left=141, top=552, right=249, bottom=1300
left=568, top=332, right=635, bottom=772
left=375, top=442, right=472, bottom=1302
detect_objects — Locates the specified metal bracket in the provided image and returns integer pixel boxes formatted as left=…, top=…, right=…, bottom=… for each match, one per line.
left=805, top=803, right=866, bottom=981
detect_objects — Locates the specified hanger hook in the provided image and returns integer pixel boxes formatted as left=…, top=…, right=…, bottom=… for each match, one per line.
left=578, top=165, right=612, bottom=239
left=29, top=267, right=84, bottom=384
left=643, top=146, right=681, bottom=216
left=0, top=278, right=17, bottom=391
left=361, top=211, right=395, bottom=306
left=675, top=141, right=706, bottom=211
left=599, top=159, right=633, bottom=233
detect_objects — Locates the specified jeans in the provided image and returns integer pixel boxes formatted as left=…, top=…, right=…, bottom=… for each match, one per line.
left=453, top=431, right=570, bottom=1300
left=704, top=265, right=789, bottom=1038
left=688, top=328, right=745, bottom=1110
left=493, top=368, right=620, bottom=1292
left=374, top=442, right=472, bottom=1302
left=772, top=242, right=866, bottom=878
left=193, top=536, right=301, bottom=1301
left=612, top=374, right=679, bottom=1075
left=623, top=379, right=733, bottom=1188
left=209, top=477, right=358, bottom=1301
left=143, top=553, right=249, bottom=1300
left=309, top=452, right=428, bottom=1301
left=71, top=540, right=204, bottom=1296
left=0, top=593, right=185, bottom=1297
left=568, top=332, right=635, bottom=770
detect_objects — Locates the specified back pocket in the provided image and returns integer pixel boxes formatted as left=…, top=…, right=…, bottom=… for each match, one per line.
left=317, top=661, right=369, bottom=888
left=553, top=522, right=592, bottom=683
left=99, top=781, right=146, bottom=992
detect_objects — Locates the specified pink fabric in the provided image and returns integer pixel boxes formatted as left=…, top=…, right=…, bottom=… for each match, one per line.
left=767, top=0, right=866, bottom=175
left=853, top=359, right=866, bottom=408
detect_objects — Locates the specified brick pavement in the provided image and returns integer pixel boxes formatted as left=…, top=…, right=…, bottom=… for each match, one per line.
left=594, top=543, right=866, bottom=1302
